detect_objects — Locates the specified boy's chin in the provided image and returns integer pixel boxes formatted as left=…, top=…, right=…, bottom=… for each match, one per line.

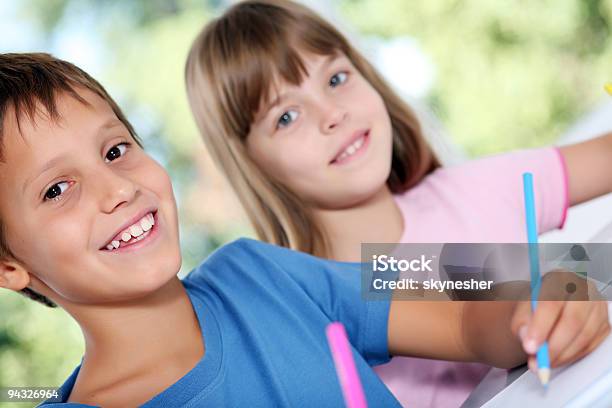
left=73, top=281, right=182, bottom=306
left=67, top=269, right=182, bottom=307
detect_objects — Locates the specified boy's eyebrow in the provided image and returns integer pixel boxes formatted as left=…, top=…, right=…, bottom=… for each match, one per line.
left=22, top=155, right=67, bottom=194
left=259, top=54, right=340, bottom=121
left=98, top=119, right=125, bottom=133
left=21, top=118, right=125, bottom=194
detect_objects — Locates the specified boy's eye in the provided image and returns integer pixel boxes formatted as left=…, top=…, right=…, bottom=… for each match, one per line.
left=276, top=110, right=299, bottom=129
left=105, top=142, right=130, bottom=163
left=44, top=181, right=70, bottom=201
left=329, top=71, right=348, bottom=88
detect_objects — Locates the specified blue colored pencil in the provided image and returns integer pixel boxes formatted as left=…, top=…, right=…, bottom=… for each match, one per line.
left=522, top=172, right=551, bottom=387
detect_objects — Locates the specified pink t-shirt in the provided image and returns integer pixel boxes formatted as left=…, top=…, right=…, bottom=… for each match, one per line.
left=376, top=147, right=569, bottom=407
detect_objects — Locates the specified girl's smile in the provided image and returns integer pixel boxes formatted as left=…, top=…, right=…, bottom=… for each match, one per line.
left=246, top=52, right=393, bottom=209
left=330, top=129, right=370, bottom=165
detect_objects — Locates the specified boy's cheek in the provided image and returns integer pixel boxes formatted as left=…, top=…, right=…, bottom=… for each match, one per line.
left=147, top=160, right=174, bottom=191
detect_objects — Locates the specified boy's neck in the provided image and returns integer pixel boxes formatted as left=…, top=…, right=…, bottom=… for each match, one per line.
left=315, top=186, right=404, bottom=262
left=66, top=277, right=204, bottom=404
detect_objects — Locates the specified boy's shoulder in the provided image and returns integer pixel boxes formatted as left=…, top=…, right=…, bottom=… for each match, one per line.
left=183, top=238, right=297, bottom=283
left=208, top=237, right=282, bottom=258
left=196, top=237, right=324, bottom=269
left=183, top=237, right=357, bottom=290
left=196, top=237, right=296, bottom=270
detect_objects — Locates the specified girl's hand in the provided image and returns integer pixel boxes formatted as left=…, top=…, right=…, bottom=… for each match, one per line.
left=511, top=272, right=611, bottom=369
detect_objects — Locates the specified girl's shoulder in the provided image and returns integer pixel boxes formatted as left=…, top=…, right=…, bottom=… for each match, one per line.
left=393, top=146, right=567, bottom=238
left=397, top=146, right=563, bottom=198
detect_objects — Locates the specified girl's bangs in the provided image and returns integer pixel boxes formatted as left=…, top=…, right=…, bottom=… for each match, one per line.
left=213, top=11, right=348, bottom=140
left=247, top=43, right=340, bottom=128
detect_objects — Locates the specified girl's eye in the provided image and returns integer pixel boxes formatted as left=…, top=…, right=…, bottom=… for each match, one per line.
left=276, top=110, right=299, bottom=129
left=329, top=71, right=348, bottom=88
left=44, top=181, right=70, bottom=202
left=105, top=142, right=130, bottom=163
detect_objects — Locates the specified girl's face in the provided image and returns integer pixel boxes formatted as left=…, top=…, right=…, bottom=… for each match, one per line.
left=246, top=52, right=393, bottom=209
left=0, top=88, right=182, bottom=305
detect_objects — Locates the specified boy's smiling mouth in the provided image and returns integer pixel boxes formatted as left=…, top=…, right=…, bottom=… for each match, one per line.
left=100, top=209, right=159, bottom=252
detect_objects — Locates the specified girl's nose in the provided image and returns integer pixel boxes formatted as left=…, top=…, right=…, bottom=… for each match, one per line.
left=321, top=103, right=348, bottom=134
left=97, top=169, right=138, bottom=213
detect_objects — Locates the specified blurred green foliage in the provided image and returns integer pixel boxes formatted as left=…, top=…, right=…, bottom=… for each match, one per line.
left=341, top=0, right=612, bottom=154
left=0, top=0, right=610, bottom=404
left=0, top=296, right=82, bottom=408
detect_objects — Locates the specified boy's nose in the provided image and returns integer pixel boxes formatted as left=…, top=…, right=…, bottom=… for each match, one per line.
left=97, top=169, right=138, bottom=213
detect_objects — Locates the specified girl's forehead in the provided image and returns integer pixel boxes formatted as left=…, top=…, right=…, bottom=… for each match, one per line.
left=216, top=45, right=347, bottom=137
left=257, top=51, right=344, bottom=110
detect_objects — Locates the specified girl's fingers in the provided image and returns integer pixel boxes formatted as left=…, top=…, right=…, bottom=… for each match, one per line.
left=524, top=301, right=564, bottom=353
left=527, top=356, right=537, bottom=372
left=549, top=301, right=599, bottom=367
left=549, top=302, right=608, bottom=367
left=562, top=320, right=612, bottom=365
left=511, top=301, right=532, bottom=338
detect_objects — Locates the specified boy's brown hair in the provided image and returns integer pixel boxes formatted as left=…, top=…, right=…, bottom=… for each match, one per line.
left=0, top=53, right=142, bottom=307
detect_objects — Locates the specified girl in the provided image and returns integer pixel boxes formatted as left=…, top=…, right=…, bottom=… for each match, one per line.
left=184, top=1, right=612, bottom=406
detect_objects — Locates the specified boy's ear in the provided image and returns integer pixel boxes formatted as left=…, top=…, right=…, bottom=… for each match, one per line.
left=0, top=259, right=30, bottom=291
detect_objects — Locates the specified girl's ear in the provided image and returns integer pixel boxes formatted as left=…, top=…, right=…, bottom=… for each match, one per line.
left=0, top=259, right=30, bottom=291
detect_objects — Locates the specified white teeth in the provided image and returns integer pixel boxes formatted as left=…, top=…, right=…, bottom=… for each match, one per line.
left=336, top=134, right=366, bottom=162
left=141, top=217, right=152, bottom=232
left=105, top=212, right=156, bottom=250
left=130, top=224, right=144, bottom=237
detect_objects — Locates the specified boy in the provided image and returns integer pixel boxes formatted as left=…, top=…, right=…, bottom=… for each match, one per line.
left=0, top=53, right=608, bottom=407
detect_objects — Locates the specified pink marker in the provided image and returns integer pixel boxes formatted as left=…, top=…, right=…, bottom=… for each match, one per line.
left=325, top=322, right=368, bottom=408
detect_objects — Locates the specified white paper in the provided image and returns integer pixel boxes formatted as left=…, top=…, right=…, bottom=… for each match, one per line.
left=482, top=304, right=612, bottom=407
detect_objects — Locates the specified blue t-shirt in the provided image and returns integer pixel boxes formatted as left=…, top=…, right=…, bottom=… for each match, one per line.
left=40, top=238, right=399, bottom=407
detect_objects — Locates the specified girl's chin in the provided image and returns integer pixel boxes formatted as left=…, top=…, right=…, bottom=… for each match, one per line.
left=313, top=190, right=383, bottom=210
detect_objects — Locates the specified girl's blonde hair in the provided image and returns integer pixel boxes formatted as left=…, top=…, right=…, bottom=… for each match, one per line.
left=186, top=0, right=440, bottom=257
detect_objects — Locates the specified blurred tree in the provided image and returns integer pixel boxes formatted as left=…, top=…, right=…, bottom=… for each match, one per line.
left=341, top=0, right=612, bottom=155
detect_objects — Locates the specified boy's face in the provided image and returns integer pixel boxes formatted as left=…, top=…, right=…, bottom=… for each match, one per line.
left=0, top=88, right=181, bottom=305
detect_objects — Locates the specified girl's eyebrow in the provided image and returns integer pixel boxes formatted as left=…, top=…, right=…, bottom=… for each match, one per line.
left=258, top=54, right=340, bottom=121
left=259, top=93, right=289, bottom=120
